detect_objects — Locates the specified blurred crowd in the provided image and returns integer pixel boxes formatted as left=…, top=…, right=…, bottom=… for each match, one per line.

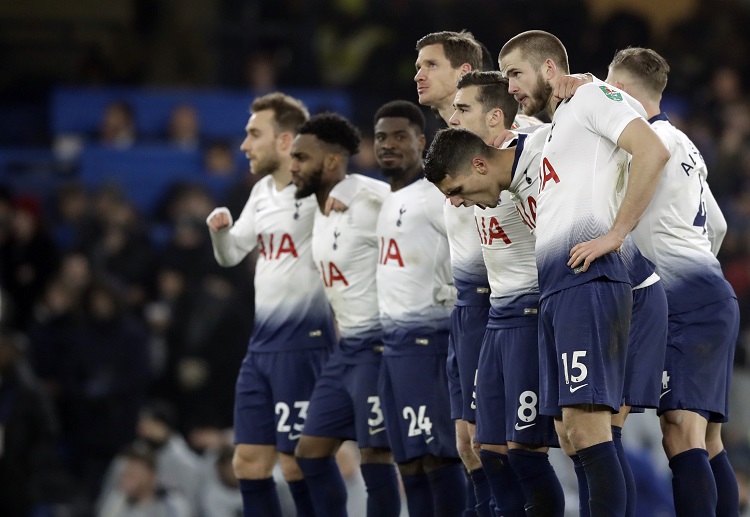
left=2, top=0, right=750, bottom=515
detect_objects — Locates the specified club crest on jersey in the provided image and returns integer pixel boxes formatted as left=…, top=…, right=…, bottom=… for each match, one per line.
left=396, top=205, right=406, bottom=227
left=333, top=229, right=340, bottom=250
left=293, top=201, right=302, bottom=220
left=598, top=85, right=623, bottom=102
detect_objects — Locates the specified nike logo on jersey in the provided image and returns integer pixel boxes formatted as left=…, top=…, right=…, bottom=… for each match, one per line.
left=514, top=422, right=536, bottom=431
left=368, top=427, right=386, bottom=436
left=425, top=437, right=435, bottom=444
left=569, top=383, right=588, bottom=393
left=288, top=432, right=301, bottom=441
left=659, top=389, right=671, bottom=399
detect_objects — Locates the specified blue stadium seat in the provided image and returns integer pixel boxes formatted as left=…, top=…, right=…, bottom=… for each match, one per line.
left=78, top=145, right=204, bottom=215
left=51, top=87, right=353, bottom=140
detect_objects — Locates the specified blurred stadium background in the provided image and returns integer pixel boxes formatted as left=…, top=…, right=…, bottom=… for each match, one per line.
left=1, top=1, right=750, bottom=515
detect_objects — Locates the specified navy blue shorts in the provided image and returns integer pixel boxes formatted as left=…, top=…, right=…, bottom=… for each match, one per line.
left=302, top=351, right=390, bottom=449
left=448, top=305, right=489, bottom=421
left=378, top=354, right=459, bottom=463
left=658, top=297, right=739, bottom=422
left=475, top=324, right=559, bottom=447
left=539, top=280, right=632, bottom=416
left=446, top=336, right=462, bottom=420
left=624, top=282, right=668, bottom=409
left=234, top=347, right=331, bottom=453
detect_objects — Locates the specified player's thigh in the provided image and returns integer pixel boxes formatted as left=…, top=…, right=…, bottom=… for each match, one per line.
left=378, top=353, right=458, bottom=463
left=549, top=281, right=632, bottom=413
left=500, top=324, right=559, bottom=448
left=267, top=348, right=331, bottom=454
left=301, top=354, right=356, bottom=447
left=475, top=328, right=507, bottom=446
left=348, top=359, right=391, bottom=450
left=624, top=282, right=668, bottom=409
left=234, top=351, right=277, bottom=448
left=659, top=297, right=739, bottom=423
left=451, top=304, right=490, bottom=422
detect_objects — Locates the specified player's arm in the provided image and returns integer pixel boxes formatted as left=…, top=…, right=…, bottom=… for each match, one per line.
left=569, top=118, right=670, bottom=271
left=206, top=197, right=258, bottom=266
left=326, top=174, right=387, bottom=215
left=704, top=181, right=727, bottom=256
left=553, top=73, right=593, bottom=100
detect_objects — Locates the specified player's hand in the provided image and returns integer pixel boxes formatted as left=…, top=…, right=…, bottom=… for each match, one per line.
left=207, top=210, right=231, bottom=232
left=324, top=196, right=349, bottom=216
left=492, top=129, right=516, bottom=148
left=567, top=232, right=623, bottom=273
left=554, top=73, right=593, bottom=101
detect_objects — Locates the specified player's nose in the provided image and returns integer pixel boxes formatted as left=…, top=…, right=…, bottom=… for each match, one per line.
left=450, top=196, right=466, bottom=208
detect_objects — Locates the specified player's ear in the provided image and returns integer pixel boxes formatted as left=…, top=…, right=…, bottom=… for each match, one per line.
left=472, top=157, right=488, bottom=175
left=487, top=108, right=503, bottom=129
left=277, top=131, right=293, bottom=151
left=417, top=133, right=427, bottom=154
left=325, top=152, right=340, bottom=171
left=544, top=58, right=557, bottom=80
left=459, top=63, right=472, bottom=75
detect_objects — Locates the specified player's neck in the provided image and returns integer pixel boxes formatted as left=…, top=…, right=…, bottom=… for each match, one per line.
left=389, top=164, right=424, bottom=192
left=546, top=96, right=560, bottom=119
left=489, top=146, right=515, bottom=190
left=316, top=175, right=344, bottom=213
left=271, top=162, right=293, bottom=191
left=433, top=96, right=455, bottom=125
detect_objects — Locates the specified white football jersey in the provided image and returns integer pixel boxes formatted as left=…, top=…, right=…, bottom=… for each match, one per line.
left=376, top=177, right=454, bottom=351
left=477, top=129, right=545, bottom=320
left=631, top=113, right=734, bottom=314
left=536, top=80, right=645, bottom=298
left=443, top=202, right=489, bottom=305
left=208, top=174, right=335, bottom=351
left=312, top=174, right=389, bottom=352
left=442, top=114, right=545, bottom=306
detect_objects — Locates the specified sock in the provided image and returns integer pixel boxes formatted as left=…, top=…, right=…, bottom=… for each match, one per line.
left=669, top=448, right=717, bottom=517
left=239, top=478, right=282, bottom=517
left=507, top=449, right=565, bottom=517
left=402, top=473, right=434, bottom=517
left=360, top=463, right=402, bottom=517
left=295, top=456, right=347, bottom=517
left=611, top=426, right=636, bottom=517
left=571, top=455, right=590, bottom=517
left=463, top=467, right=477, bottom=517
left=470, top=468, right=493, bottom=517
left=479, top=449, right=526, bottom=517
left=711, top=450, right=740, bottom=517
left=577, top=441, right=626, bottom=517
left=286, top=478, right=316, bottom=517
left=427, top=462, right=468, bottom=517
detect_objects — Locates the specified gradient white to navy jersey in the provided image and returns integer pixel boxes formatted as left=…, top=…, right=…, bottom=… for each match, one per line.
left=536, top=80, right=645, bottom=298
left=631, top=113, right=735, bottom=314
left=209, top=174, right=335, bottom=351
left=376, top=178, right=454, bottom=353
left=476, top=129, right=544, bottom=327
left=443, top=202, right=489, bottom=306
left=311, top=174, right=389, bottom=359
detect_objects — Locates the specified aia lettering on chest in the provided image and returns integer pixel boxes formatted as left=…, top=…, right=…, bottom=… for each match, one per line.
left=540, top=157, right=560, bottom=192
left=476, top=216, right=511, bottom=245
left=320, top=261, right=349, bottom=287
left=257, top=233, right=298, bottom=260
left=378, top=237, right=404, bottom=267
left=515, top=195, right=537, bottom=230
